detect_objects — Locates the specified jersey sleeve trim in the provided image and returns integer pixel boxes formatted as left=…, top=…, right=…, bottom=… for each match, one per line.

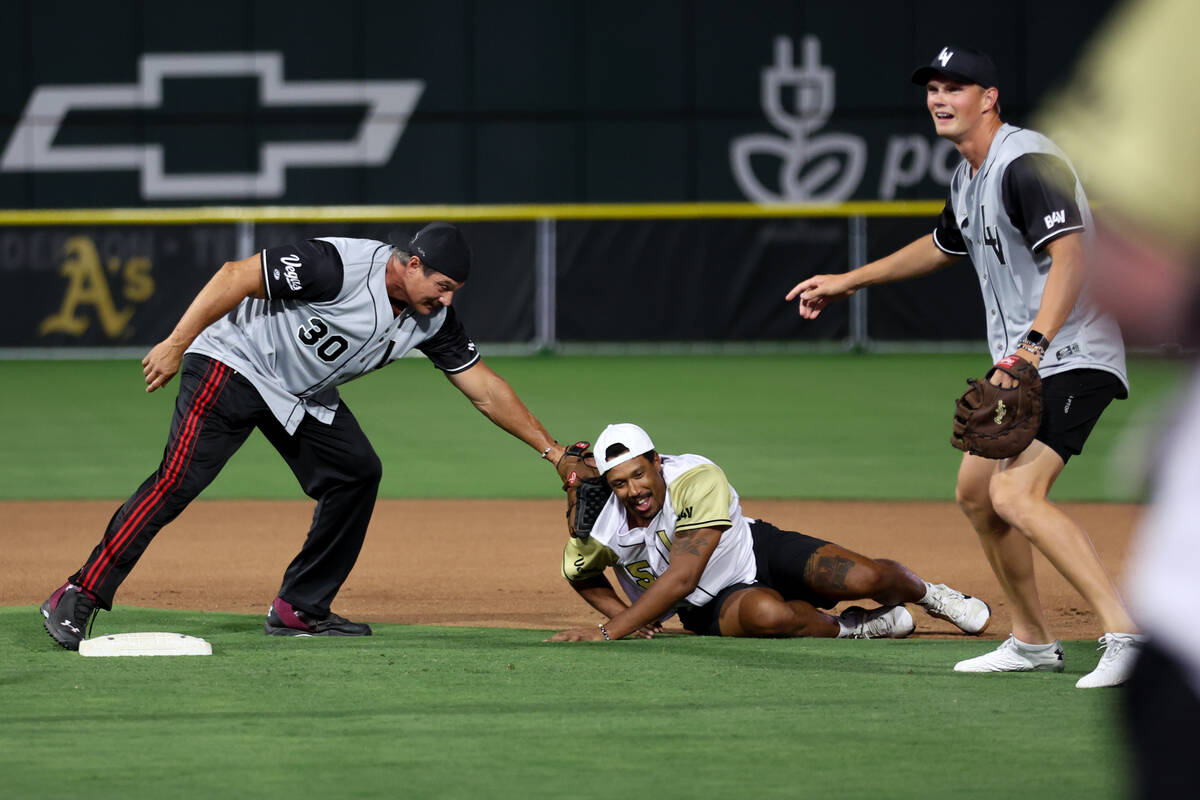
left=932, top=229, right=968, bottom=256
left=1028, top=224, right=1085, bottom=253
left=259, top=250, right=272, bottom=299
left=675, top=517, right=732, bottom=533
left=440, top=352, right=481, bottom=374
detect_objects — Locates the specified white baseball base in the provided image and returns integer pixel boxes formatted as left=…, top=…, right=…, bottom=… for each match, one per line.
left=78, top=632, right=212, bottom=657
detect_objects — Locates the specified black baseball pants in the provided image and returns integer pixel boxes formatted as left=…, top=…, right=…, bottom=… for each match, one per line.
left=72, top=354, right=382, bottom=617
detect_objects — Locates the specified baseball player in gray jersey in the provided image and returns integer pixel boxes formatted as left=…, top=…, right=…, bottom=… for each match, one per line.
left=41, top=222, right=566, bottom=650
left=786, top=46, right=1141, bottom=688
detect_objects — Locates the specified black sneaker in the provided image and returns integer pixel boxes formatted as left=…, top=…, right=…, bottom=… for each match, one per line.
left=41, top=583, right=99, bottom=651
left=263, top=597, right=372, bottom=637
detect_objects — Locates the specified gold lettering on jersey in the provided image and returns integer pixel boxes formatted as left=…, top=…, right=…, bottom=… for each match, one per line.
left=625, top=560, right=656, bottom=590
left=39, top=236, right=155, bottom=339
left=994, top=400, right=1007, bottom=425
left=656, top=529, right=671, bottom=551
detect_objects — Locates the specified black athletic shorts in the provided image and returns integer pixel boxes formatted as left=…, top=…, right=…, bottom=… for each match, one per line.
left=675, top=520, right=831, bottom=636
left=1036, top=369, right=1125, bottom=463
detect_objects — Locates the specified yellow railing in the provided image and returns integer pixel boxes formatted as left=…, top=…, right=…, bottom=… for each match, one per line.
left=0, top=200, right=945, bottom=226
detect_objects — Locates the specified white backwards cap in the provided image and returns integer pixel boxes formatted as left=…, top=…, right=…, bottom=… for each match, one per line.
left=594, top=423, right=656, bottom=474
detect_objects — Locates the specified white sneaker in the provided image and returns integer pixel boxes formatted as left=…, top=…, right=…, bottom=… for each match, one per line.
left=919, top=582, right=991, bottom=634
left=838, top=605, right=915, bottom=639
left=953, top=635, right=1064, bottom=673
left=1075, top=633, right=1144, bottom=688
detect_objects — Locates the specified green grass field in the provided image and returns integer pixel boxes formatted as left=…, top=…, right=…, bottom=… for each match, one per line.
left=2, top=353, right=1178, bottom=798
left=0, top=353, right=1186, bottom=501
left=1, top=606, right=1127, bottom=800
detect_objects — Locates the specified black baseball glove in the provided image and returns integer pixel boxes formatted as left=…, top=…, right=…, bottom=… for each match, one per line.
left=951, top=355, right=1043, bottom=459
left=554, top=441, right=612, bottom=539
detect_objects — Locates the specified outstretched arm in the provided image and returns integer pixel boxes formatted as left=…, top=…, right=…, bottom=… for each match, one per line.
left=446, top=360, right=564, bottom=464
left=785, top=233, right=956, bottom=319
left=566, top=574, right=663, bottom=639
left=548, top=526, right=723, bottom=641
left=143, top=254, right=267, bottom=392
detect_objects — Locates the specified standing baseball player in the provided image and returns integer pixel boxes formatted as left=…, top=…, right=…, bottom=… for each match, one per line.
left=41, top=222, right=566, bottom=650
left=548, top=423, right=991, bottom=641
left=786, top=46, right=1140, bottom=687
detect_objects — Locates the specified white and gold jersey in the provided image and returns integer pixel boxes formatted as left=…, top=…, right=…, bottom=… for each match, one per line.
left=562, top=453, right=757, bottom=608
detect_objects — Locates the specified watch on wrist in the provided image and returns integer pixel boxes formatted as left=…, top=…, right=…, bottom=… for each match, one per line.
left=1023, top=329, right=1050, bottom=352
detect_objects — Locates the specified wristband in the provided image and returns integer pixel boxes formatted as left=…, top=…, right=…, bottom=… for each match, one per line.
left=540, top=445, right=554, bottom=460
left=598, top=623, right=611, bottom=641
left=1017, top=340, right=1045, bottom=358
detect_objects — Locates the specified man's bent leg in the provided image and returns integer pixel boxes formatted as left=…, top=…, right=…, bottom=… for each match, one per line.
left=717, top=587, right=840, bottom=638
left=260, top=400, right=382, bottom=617
left=957, top=452, right=1054, bottom=644
left=70, top=356, right=252, bottom=608
left=989, top=441, right=1138, bottom=635
left=801, top=544, right=926, bottom=605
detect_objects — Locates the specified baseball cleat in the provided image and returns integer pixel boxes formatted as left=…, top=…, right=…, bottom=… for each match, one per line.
left=837, top=605, right=915, bottom=639
left=264, top=596, right=372, bottom=637
left=41, top=582, right=99, bottom=651
left=953, top=634, right=1064, bottom=673
left=1075, top=632, right=1144, bottom=688
left=919, top=582, right=991, bottom=634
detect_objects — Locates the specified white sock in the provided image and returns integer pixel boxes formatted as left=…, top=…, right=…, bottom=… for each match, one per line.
left=917, top=581, right=934, bottom=606
left=836, top=619, right=854, bottom=638
left=1013, top=635, right=1058, bottom=650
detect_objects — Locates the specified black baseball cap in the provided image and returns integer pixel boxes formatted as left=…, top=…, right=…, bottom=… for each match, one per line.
left=911, top=45, right=999, bottom=88
left=389, top=222, right=471, bottom=283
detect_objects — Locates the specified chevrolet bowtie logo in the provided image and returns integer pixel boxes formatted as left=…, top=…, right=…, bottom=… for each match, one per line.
left=1, top=52, right=424, bottom=199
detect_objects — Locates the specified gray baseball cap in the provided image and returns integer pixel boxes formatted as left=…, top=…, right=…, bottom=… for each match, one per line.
left=912, top=46, right=999, bottom=89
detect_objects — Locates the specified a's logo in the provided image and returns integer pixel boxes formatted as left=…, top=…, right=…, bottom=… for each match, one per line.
left=39, top=236, right=154, bottom=339
left=1043, top=210, right=1066, bottom=229
left=994, top=400, right=1007, bottom=425
left=937, top=47, right=954, bottom=67
left=1, top=52, right=424, bottom=199
left=730, top=36, right=961, bottom=201
left=279, top=254, right=303, bottom=291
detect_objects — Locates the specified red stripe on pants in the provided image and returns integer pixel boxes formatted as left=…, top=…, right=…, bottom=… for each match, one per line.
left=80, top=361, right=229, bottom=589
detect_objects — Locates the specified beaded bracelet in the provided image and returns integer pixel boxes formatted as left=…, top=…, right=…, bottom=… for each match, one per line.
left=598, top=623, right=611, bottom=641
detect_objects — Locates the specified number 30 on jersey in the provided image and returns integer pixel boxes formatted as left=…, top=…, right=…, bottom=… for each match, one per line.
left=297, top=317, right=349, bottom=362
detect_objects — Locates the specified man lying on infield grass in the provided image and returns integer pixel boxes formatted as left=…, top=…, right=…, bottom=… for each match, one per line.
left=547, top=423, right=991, bottom=642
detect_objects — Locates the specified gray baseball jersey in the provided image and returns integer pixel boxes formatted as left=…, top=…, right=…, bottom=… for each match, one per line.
left=932, top=124, right=1128, bottom=393
left=188, top=237, right=480, bottom=434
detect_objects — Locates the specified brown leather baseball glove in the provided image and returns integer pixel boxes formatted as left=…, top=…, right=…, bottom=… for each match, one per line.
left=555, top=441, right=611, bottom=539
left=951, top=355, right=1043, bottom=459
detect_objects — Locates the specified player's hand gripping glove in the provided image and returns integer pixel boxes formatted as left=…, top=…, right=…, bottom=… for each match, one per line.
left=555, top=441, right=612, bottom=540
left=951, top=354, right=1043, bottom=459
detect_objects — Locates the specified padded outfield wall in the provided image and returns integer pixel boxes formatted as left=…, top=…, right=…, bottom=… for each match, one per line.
left=1, top=1, right=1119, bottom=208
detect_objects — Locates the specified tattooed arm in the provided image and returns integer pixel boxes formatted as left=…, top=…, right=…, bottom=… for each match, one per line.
left=547, top=525, right=725, bottom=641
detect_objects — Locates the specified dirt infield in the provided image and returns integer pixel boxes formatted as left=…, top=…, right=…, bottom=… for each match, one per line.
left=3, top=499, right=1142, bottom=638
